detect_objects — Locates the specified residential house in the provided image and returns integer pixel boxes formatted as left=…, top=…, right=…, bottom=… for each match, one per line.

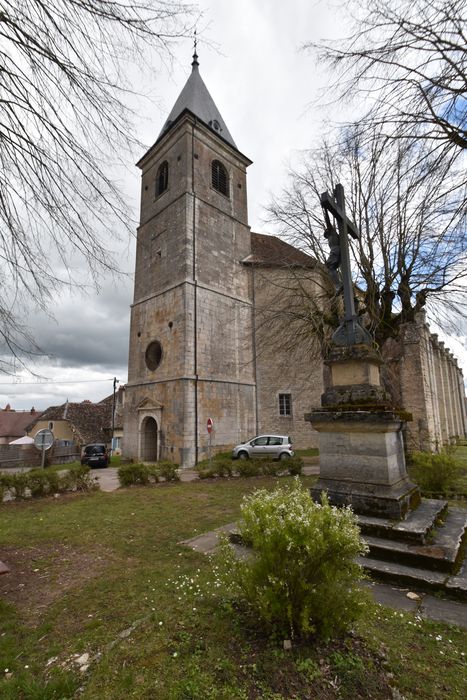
left=0, top=405, right=42, bottom=445
left=27, top=399, right=113, bottom=450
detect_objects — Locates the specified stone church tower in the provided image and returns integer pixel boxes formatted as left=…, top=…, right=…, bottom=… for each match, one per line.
left=123, top=53, right=257, bottom=467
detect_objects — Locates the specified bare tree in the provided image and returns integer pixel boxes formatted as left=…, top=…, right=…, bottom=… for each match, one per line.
left=0, top=0, right=195, bottom=373
left=267, top=124, right=467, bottom=349
left=307, top=0, right=466, bottom=155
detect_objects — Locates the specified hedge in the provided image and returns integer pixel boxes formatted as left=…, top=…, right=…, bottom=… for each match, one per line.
left=117, top=461, right=180, bottom=487
left=0, top=465, right=98, bottom=502
left=197, top=456, right=304, bottom=479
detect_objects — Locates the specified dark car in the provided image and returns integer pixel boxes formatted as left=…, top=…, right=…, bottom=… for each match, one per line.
left=81, top=443, right=110, bottom=468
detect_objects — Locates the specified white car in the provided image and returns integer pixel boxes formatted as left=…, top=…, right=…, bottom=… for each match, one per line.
left=232, top=435, right=294, bottom=460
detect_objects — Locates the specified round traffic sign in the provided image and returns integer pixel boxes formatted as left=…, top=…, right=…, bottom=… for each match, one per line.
left=206, top=418, right=214, bottom=434
left=34, top=428, right=54, bottom=451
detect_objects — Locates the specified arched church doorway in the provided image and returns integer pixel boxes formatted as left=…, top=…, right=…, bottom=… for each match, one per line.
left=140, top=416, right=158, bottom=462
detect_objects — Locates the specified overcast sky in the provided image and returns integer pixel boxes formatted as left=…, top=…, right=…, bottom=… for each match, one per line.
left=1, top=0, right=466, bottom=411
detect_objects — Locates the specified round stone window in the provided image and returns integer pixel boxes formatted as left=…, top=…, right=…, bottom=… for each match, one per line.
left=145, top=340, right=163, bottom=371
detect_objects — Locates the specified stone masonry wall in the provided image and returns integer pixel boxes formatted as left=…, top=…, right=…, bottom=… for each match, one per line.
left=381, top=314, right=467, bottom=451
left=124, top=114, right=256, bottom=467
left=253, top=266, right=325, bottom=449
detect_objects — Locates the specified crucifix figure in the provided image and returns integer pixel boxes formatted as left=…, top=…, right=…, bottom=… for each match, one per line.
left=320, top=183, right=372, bottom=347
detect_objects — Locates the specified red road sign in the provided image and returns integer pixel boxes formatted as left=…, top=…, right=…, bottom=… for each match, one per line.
left=207, top=418, right=214, bottom=434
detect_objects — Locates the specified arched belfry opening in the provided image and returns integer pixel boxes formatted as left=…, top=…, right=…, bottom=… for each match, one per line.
left=140, top=416, right=158, bottom=462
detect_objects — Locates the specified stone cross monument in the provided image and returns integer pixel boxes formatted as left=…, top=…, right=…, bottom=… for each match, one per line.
left=306, top=183, right=420, bottom=519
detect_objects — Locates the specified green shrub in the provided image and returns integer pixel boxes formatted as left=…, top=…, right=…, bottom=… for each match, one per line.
left=234, top=460, right=260, bottom=478
left=0, top=465, right=97, bottom=503
left=45, top=469, right=62, bottom=493
left=287, top=456, right=304, bottom=476
left=259, top=459, right=283, bottom=476
left=213, top=457, right=234, bottom=478
left=156, top=461, right=180, bottom=482
left=0, top=472, right=13, bottom=501
left=195, top=456, right=235, bottom=479
left=146, top=464, right=160, bottom=483
left=67, top=464, right=97, bottom=491
left=12, top=472, right=29, bottom=499
left=118, top=463, right=150, bottom=487
left=409, top=449, right=461, bottom=493
left=197, top=465, right=218, bottom=479
left=27, top=469, right=49, bottom=497
left=217, top=479, right=368, bottom=640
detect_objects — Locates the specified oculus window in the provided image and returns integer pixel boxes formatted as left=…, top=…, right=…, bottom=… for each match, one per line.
left=211, top=160, right=229, bottom=197
left=145, top=341, right=163, bottom=371
left=155, top=161, right=169, bottom=197
left=278, top=393, right=292, bottom=416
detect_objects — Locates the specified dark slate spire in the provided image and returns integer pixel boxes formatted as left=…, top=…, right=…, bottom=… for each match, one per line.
left=157, top=48, right=237, bottom=149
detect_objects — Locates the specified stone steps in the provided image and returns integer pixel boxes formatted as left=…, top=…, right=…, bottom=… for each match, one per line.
left=363, top=508, right=467, bottom=572
left=358, top=505, right=467, bottom=600
left=358, top=499, right=448, bottom=544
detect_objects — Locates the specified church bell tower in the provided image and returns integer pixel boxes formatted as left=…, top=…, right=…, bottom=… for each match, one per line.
left=123, top=51, right=256, bottom=467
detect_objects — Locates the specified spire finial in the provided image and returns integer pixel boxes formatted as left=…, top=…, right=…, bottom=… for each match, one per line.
left=192, top=29, right=199, bottom=69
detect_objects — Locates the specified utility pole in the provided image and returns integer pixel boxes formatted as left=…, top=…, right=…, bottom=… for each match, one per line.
left=111, top=377, right=118, bottom=451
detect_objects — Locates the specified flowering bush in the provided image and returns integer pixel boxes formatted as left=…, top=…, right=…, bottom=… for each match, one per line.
left=217, top=479, right=368, bottom=640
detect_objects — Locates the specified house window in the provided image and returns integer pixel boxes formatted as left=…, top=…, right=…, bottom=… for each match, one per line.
left=48, top=421, right=54, bottom=430
left=278, top=393, right=292, bottom=416
left=155, top=160, right=169, bottom=197
left=211, top=160, right=229, bottom=197
left=112, top=436, right=121, bottom=450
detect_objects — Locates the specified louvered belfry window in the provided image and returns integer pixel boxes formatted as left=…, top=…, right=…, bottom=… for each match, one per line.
left=211, top=160, right=229, bottom=197
left=155, top=160, right=169, bottom=196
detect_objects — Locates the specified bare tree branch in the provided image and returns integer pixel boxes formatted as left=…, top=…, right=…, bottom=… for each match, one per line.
left=306, top=0, right=467, bottom=152
left=266, top=123, right=467, bottom=348
left=0, top=0, right=196, bottom=373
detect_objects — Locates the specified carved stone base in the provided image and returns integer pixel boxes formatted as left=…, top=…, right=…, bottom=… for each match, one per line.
left=311, top=477, right=420, bottom=519
left=307, top=410, right=420, bottom=519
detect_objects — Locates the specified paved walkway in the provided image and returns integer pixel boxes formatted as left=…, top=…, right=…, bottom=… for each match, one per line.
left=91, top=467, right=120, bottom=492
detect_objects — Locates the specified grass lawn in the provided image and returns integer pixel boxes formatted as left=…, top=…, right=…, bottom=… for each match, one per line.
left=0, top=475, right=466, bottom=699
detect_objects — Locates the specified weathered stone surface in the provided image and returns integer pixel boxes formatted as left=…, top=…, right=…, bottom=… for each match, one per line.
left=321, top=383, right=390, bottom=407
left=312, top=478, right=420, bottom=519
left=362, top=507, right=466, bottom=572
left=358, top=500, right=448, bottom=544
left=309, top=409, right=420, bottom=517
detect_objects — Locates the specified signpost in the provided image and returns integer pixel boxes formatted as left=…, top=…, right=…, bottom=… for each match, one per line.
left=34, top=428, right=54, bottom=469
left=206, top=418, right=213, bottom=466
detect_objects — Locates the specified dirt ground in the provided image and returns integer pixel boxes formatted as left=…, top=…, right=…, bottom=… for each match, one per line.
left=0, top=542, right=111, bottom=624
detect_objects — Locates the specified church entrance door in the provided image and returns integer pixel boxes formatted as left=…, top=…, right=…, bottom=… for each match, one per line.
left=140, top=416, right=158, bottom=462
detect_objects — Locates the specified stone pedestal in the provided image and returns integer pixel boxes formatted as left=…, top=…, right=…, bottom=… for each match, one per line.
left=308, top=410, right=420, bottom=518
left=306, top=342, right=420, bottom=519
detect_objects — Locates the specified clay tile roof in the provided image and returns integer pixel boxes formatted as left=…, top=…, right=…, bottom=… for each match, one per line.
left=244, top=232, right=317, bottom=268
left=27, top=401, right=112, bottom=446
left=0, top=409, right=43, bottom=440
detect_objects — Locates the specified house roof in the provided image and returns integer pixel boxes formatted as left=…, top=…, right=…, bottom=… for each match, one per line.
left=157, top=53, right=237, bottom=149
left=0, top=407, right=42, bottom=439
left=244, top=232, right=317, bottom=268
left=27, top=400, right=112, bottom=445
